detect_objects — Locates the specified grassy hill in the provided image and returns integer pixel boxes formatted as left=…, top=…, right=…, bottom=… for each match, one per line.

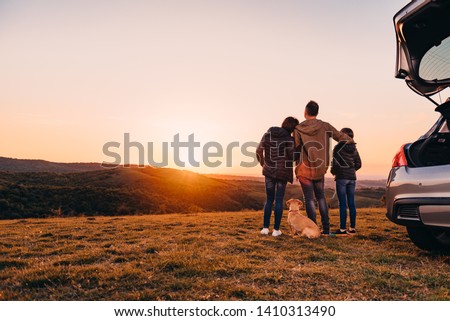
left=0, top=209, right=449, bottom=300
left=0, top=168, right=264, bottom=219
left=0, top=157, right=385, bottom=219
left=0, top=168, right=384, bottom=219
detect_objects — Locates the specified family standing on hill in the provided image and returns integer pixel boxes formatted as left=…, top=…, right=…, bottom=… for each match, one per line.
left=256, top=100, right=362, bottom=237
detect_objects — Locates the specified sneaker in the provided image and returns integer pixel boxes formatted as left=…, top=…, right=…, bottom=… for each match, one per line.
left=335, top=229, right=348, bottom=236
left=321, top=230, right=330, bottom=236
left=260, top=228, right=270, bottom=235
left=272, top=229, right=282, bottom=237
left=348, top=228, right=356, bottom=234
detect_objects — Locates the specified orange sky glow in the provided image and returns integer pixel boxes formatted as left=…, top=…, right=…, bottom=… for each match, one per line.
left=0, top=0, right=442, bottom=179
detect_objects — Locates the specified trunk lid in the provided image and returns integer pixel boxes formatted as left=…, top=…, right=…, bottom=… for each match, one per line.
left=394, top=0, right=450, bottom=97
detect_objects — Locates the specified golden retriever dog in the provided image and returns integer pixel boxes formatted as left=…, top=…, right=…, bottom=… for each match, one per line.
left=286, top=199, right=321, bottom=238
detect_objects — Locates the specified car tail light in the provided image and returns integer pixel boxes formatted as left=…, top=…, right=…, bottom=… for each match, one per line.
left=392, top=144, right=408, bottom=168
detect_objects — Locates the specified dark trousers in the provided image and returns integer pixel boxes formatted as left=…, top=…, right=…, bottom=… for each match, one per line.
left=298, top=176, right=330, bottom=233
left=263, top=177, right=287, bottom=230
left=336, top=179, right=357, bottom=230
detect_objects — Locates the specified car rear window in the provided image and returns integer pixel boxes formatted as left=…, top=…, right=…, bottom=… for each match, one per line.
left=419, top=36, right=450, bottom=81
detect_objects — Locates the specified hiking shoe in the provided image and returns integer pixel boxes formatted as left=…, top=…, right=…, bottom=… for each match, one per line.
left=260, top=228, right=270, bottom=235
left=335, top=229, right=348, bottom=236
left=272, top=229, right=282, bottom=237
left=348, top=228, right=356, bottom=234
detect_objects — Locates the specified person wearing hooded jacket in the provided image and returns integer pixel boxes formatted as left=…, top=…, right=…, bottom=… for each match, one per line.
left=294, top=100, right=353, bottom=235
left=331, top=128, right=362, bottom=235
left=256, top=116, right=299, bottom=237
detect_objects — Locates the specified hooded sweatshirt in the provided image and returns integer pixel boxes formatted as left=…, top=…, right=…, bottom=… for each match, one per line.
left=331, top=142, right=362, bottom=180
left=294, top=119, right=353, bottom=180
left=256, top=126, right=295, bottom=183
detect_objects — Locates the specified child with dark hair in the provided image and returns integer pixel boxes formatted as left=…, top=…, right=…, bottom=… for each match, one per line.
left=256, top=116, right=299, bottom=237
left=331, top=128, right=362, bottom=235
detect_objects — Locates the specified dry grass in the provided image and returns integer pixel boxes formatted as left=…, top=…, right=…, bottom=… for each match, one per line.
left=0, top=209, right=449, bottom=300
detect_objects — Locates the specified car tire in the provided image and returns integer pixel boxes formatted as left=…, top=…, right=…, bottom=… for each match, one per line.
left=406, top=226, right=450, bottom=253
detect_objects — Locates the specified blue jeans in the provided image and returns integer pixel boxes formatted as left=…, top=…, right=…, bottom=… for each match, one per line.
left=298, top=176, right=329, bottom=233
left=336, top=179, right=356, bottom=230
left=263, top=177, right=287, bottom=230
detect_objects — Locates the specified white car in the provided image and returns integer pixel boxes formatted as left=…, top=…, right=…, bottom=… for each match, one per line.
left=386, top=0, right=450, bottom=252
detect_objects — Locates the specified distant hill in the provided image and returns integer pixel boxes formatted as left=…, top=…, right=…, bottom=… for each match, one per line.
left=0, top=157, right=386, bottom=188
left=0, top=157, right=385, bottom=219
left=0, top=156, right=105, bottom=173
left=207, top=173, right=386, bottom=190
left=206, top=174, right=264, bottom=182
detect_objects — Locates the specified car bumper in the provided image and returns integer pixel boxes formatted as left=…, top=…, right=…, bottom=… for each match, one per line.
left=386, top=165, right=450, bottom=229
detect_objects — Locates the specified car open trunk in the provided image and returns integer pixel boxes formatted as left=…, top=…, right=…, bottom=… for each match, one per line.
left=395, top=0, right=450, bottom=98
left=407, top=100, right=450, bottom=167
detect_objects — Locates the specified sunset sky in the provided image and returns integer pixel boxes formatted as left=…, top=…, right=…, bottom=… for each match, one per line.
left=0, top=0, right=445, bottom=179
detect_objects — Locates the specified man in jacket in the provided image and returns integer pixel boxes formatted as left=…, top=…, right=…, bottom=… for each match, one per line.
left=294, top=100, right=353, bottom=235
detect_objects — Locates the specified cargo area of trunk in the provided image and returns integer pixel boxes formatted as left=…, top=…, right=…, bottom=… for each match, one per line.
left=407, top=101, right=450, bottom=167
